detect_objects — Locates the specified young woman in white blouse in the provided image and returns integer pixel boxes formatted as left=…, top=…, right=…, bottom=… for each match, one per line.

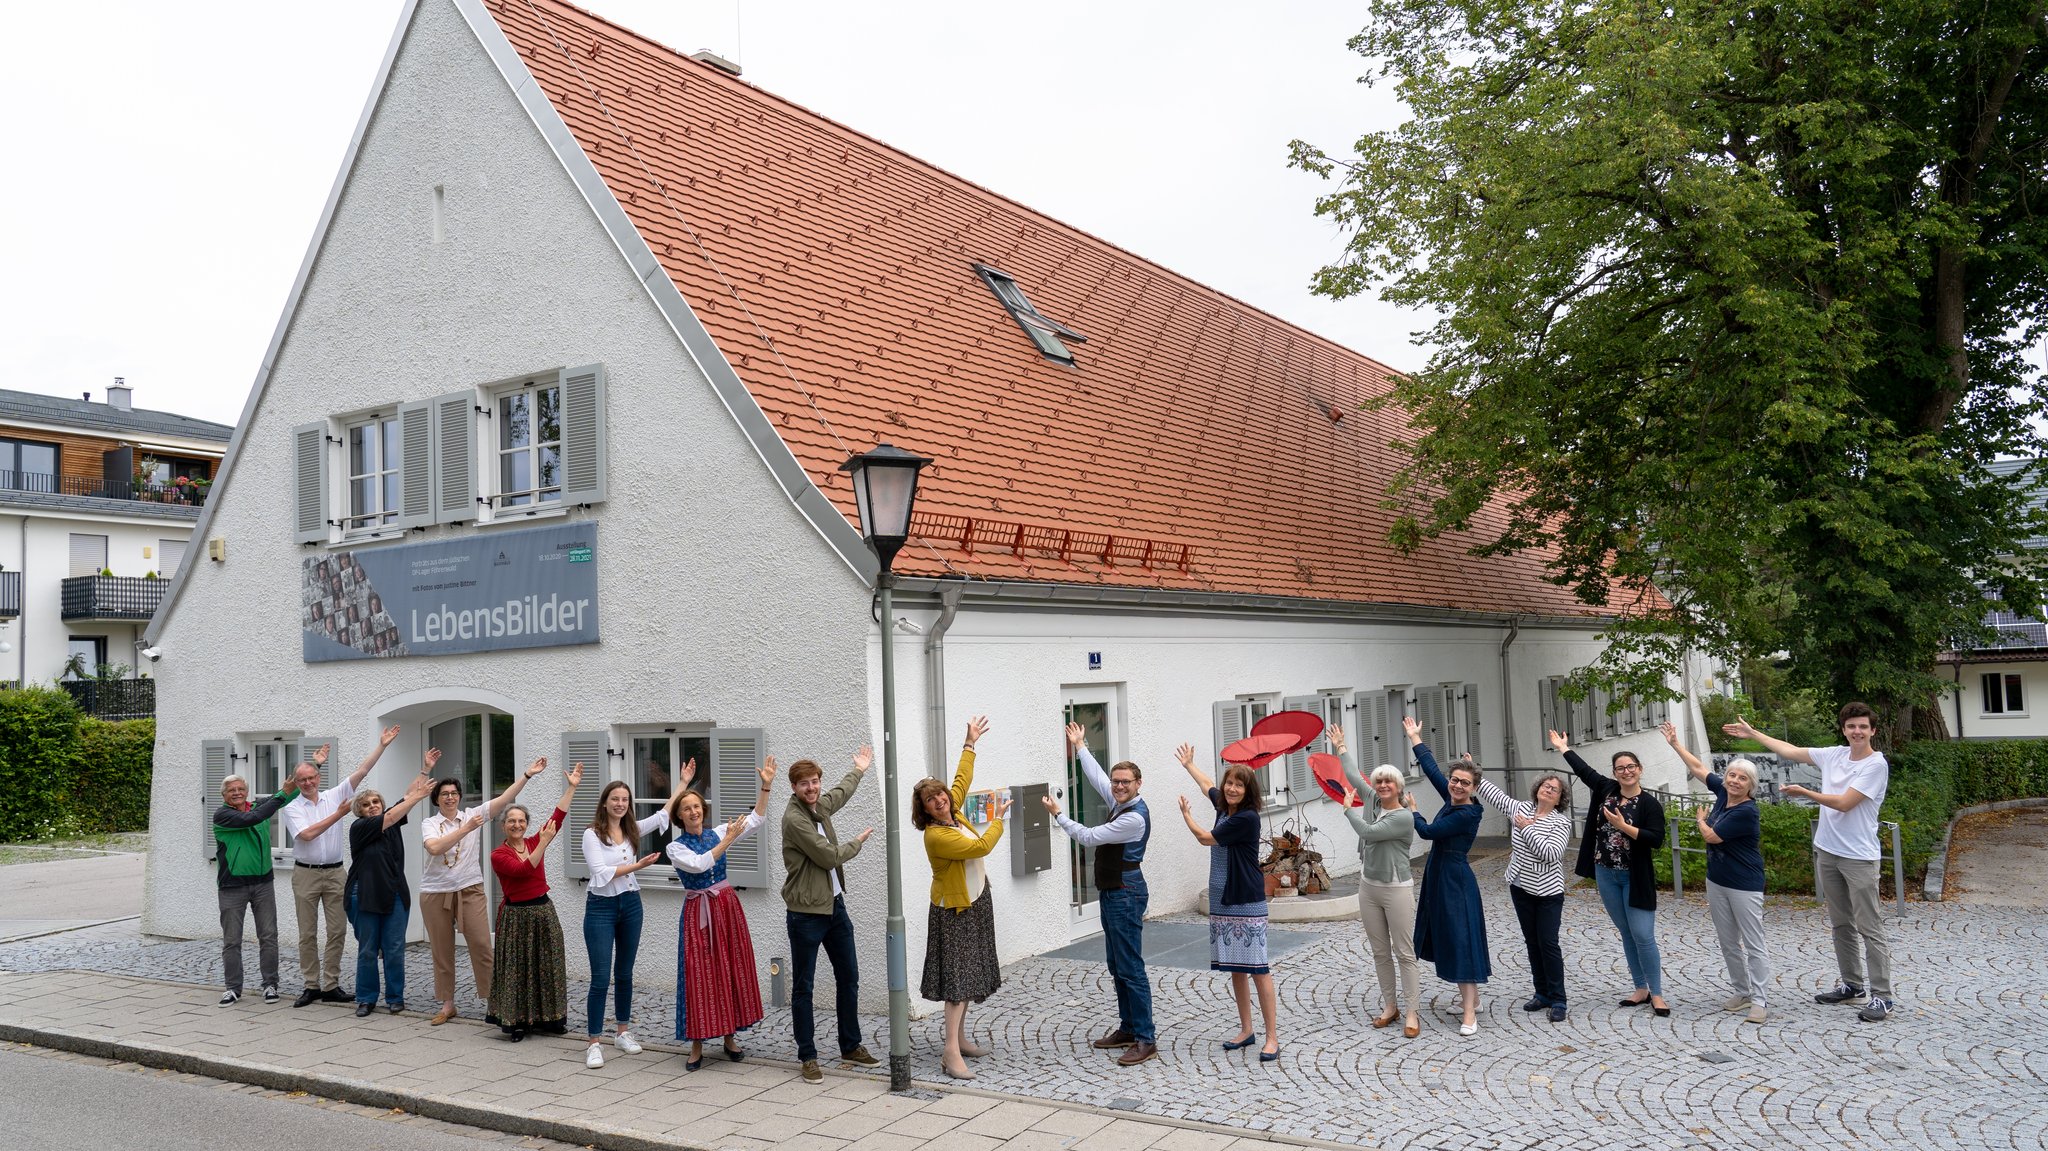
left=1471, top=763, right=1574, bottom=1021
left=419, top=755, right=546, bottom=1026
left=666, top=756, right=777, bottom=1070
left=580, top=781, right=665, bottom=1068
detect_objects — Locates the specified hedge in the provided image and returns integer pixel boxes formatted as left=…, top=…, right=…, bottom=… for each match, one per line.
left=1650, top=738, right=2048, bottom=898
left=0, top=685, right=155, bottom=842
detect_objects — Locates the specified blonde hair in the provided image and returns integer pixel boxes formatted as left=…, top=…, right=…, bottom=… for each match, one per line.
left=351, top=789, right=384, bottom=816
left=1368, top=764, right=1404, bottom=789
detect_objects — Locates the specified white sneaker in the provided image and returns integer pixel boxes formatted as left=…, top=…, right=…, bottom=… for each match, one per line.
left=614, top=1030, right=642, bottom=1055
left=585, top=1044, right=605, bottom=1069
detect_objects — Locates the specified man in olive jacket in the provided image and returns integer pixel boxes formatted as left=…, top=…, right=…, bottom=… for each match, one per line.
left=780, top=746, right=878, bottom=1082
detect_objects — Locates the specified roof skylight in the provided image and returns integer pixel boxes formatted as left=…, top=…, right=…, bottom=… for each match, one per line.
left=973, top=264, right=1087, bottom=364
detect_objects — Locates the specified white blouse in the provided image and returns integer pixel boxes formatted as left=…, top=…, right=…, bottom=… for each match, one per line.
left=666, top=811, right=764, bottom=873
left=583, top=810, right=671, bottom=897
left=420, top=805, right=486, bottom=893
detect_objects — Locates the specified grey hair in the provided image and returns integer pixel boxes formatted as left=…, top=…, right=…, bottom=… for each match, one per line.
left=351, top=789, right=385, bottom=816
left=220, top=774, right=248, bottom=797
left=1369, top=764, right=1404, bottom=789
left=1723, top=758, right=1759, bottom=789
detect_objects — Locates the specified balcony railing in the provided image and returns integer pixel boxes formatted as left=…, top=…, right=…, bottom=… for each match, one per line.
left=60, top=678, right=155, bottom=720
left=0, top=570, right=18, bottom=620
left=0, top=470, right=210, bottom=507
left=61, top=575, right=168, bottom=621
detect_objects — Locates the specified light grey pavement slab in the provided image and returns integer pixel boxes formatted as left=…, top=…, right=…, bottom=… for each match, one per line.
left=0, top=849, right=145, bottom=941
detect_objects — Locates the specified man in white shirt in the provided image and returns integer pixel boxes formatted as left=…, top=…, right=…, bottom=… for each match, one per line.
left=280, top=725, right=401, bottom=1007
left=1724, top=701, right=1896, bottom=1021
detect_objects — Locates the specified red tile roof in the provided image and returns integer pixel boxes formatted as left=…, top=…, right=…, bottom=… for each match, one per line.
left=486, top=0, right=1622, bottom=618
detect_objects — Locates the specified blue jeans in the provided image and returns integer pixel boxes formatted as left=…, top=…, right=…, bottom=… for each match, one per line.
left=1099, top=871, right=1154, bottom=1042
left=786, top=897, right=861, bottom=1062
left=349, top=888, right=408, bottom=1007
left=1595, top=865, right=1662, bottom=996
left=583, top=890, right=645, bottom=1037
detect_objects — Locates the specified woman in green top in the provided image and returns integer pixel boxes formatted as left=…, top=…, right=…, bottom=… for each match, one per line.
left=1332, top=725, right=1421, bottom=1038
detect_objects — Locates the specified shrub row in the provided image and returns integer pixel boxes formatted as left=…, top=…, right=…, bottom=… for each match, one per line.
left=0, top=686, right=155, bottom=842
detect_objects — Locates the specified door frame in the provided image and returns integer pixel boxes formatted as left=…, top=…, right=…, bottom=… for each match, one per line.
left=1061, top=682, right=1124, bottom=938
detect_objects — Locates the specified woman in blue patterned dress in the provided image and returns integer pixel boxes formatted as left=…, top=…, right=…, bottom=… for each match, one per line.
left=1402, top=715, right=1490, bottom=1035
left=664, top=755, right=776, bottom=1071
left=1176, top=742, right=1281, bottom=1061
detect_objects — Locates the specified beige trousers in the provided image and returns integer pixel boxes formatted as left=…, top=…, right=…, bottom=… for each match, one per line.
left=1359, top=880, right=1421, bottom=1018
left=290, top=864, right=346, bottom=992
left=420, top=886, right=494, bottom=1006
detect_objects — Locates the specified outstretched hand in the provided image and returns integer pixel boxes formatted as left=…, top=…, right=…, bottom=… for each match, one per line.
left=1402, top=715, right=1421, bottom=739
left=853, top=827, right=875, bottom=844
left=1177, top=794, right=1193, bottom=816
left=989, top=794, right=1012, bottom=820
left=1065, top=721, right=1085, bottom=750
left=759, top=757, right=778, bottom=787
left=1659, top=720, right=1679, bottom=746
left=1722, top=718, right=1760, bottom=741
left=1546, top=729, right=1569, bottom=753
left=423, top=747, right=442, bottom=773
left=377, top=725, right=400, bottom=749
left=1174, top=743, right=1197, bottom=772
left=313, top=742, right=333, bottom=765
left=1341, top=781, right=1360, bottom=808
left=964, top=715, right=990, bottom=747
left=852, top=746, right=874, bottom=774
left=566, top=761, right=585, bottom=788
left=1400, top=791, right=1418, bottom=811
left=681, top=757, right=698, bottom=788
left=1327, top=724, right=1347, bottom=754
left=1040, top=794, right=1061, bottom=815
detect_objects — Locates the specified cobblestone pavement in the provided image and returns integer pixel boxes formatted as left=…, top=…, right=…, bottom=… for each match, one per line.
left=5, top=855, right=2044, bottom=1150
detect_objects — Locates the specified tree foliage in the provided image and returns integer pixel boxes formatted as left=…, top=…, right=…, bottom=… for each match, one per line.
left=1293, top=0, right=2048, bottom=741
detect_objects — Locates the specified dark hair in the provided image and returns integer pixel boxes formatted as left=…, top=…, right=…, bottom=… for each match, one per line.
left=1448, top=757, right=1482, bottom=786
left=788, top=758, right=823, bottom=787
left=1610, top=750, right=1642, bottom=770
left=1838, top=701, right=1876, bottom=727
left=1528, top=772, right=1567, bottom=806
left=430, top=777, right=463, bottom=809
left=1216, top=764, right=1263, bottom=814
left=591, top=781, right=637, bottom=851
left=910, top=778, right=953, bottom=830
left=1109, top=760, right=1142, bottom=782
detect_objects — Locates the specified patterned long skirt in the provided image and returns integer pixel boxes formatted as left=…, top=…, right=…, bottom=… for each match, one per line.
left=673, top=885, right=764, bottom=1041
left=488, top=897, right=568, bottom=1034
left=920, top=886, right=1002, bottom=1003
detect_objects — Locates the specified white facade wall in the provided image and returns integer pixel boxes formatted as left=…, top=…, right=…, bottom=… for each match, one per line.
left=1944, top=659, right=2048, bottom=739
left=145, top=0, right=874, bottom=1003
left=0, top=508, right=191, bottom=685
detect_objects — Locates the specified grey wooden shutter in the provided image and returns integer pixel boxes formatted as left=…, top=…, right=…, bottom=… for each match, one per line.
left=304, top=736, right=339, bottom=790
left=1418, top=686, right=1452, bottom=767
left=709, top=727, right=768, bottom=889
left=292, top=422, right=329, bottom=543
left=1537, top=677, right=1555, bottom=739
left=430, top=390, right=477, bottom=524
left=1212, top=700, right=1246, bottom=771
left=559, top=363, right=607, bottom=505
left=1353, top=691, right=1389, bottom=770
left=1463, top=683, right=1483, bottom=766
left=1280, top=694, right=1319, bottom=801
left=201, top=739, right=233, bottom=859
left=562, top=730, right=608, bottom=879
left=395, top=400, right=435, bottom=530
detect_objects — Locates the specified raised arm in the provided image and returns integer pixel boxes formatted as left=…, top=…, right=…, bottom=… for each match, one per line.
left=1331, top=726, right=1369, bottom=796
left=486, top=756, right=548, bottom=819
left=293, top=794, right=351, bottom=842
left=383, top=769, right=431, bottom=829
left=1067, top=722, right=1115, bottom=803
left=1042, top=793, right=1146, bottom=847
left=1550, top=729, right=1607, bottom=791
left=529, top=761, right=581, bottom=856
left=1174, top=742, right=1214, bottom=794
left=1720, top=717, right=1815, bottom=766
left=1662, top=720, right=1708, bottom=781
left=951, top=717, right=989, bottom=809
left=1474, top=774, right=1518, bottom=814
left=345, top=725, right=403, bottom=790
left=1177, top=794, right=1216, bottom=846
left=1404, top=716, right=1451, bottom=803
left=818, top=747, right=871, bottom=816
left=216, top=787, right=294, bottom=829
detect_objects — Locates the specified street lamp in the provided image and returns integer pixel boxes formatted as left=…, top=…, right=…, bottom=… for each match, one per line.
left=839, top=442, right=932, bottom=1093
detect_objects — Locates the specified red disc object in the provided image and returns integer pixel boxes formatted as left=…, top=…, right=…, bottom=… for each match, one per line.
left=1251, top=710, right=1327, bottom=757
left=1309, top=753, right=1359, bottom=806
left=1220, top=732, right=1298, bottom=768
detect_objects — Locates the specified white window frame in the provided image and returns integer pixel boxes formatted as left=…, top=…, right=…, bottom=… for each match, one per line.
left=487, top=375, right=566, bottom=519
left=1982, top=671, right=2026, bottom=717
left=241, top=732, right=305, bottom=859
left=341, top=411, right=402, bottom=536
left=620, top=727, right=714, bottom=888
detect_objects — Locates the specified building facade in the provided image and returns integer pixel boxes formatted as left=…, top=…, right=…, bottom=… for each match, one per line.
left=143, top=0, right=1709, bottom=1009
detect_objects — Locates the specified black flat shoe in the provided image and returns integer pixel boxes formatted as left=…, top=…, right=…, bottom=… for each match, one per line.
left=1222, top=1032, right=1259, bottom=1051
left=685, top=1055, right=703, bottom=1072
left=354, top=1003, right=373, bottom=1018
left=1619, top=995, right=1651, bottom=1008
left=1653, top=1005, right=1671, bottom=1017
left=1259, top=1045, right=1281, bottom=1063
left=724, top=1043, right=745, bottom=1063
left=1522, top=996, right=1547, bottom=1012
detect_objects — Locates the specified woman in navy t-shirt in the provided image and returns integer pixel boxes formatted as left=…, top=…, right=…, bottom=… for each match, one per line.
left=1666, top=722, right=1769, bottom=1024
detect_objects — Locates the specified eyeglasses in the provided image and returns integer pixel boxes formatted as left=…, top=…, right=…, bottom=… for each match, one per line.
left=1615, top=763, right=1642, bottom=772
left=1109, top=778, right=1138, bottom=788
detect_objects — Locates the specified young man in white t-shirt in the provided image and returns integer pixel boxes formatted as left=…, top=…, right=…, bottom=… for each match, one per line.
left=1723, top=702, right=1896, bottom=1021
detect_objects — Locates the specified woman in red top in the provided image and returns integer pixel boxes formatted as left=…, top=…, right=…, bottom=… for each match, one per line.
left=487, top=760, right=582, bottom=1039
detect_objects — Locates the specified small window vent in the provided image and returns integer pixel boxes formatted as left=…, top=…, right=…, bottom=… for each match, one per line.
left=973, top=264, right=1087, bottom=364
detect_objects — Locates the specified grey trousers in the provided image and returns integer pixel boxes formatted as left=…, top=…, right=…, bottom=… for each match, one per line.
left=1815, top=847, right=1893, bottom=998
left=1705, top=881, right=1770, bottom=1006
left=291, top=865, right=347, bottom=992
left=218, top=880, right=280, bottom=993
left=1359, top=881, right=1421, bottom=1018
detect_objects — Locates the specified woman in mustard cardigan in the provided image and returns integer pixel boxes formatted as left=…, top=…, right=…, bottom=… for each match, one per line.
left=914, top=715, right=1010, bottom=1080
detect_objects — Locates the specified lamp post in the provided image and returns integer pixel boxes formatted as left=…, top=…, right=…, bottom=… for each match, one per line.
left=839, top=442, right=932, bottom=1093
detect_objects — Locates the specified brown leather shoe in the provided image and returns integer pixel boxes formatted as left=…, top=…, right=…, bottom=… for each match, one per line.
left=1402, top=1018, right=1421, bottom=1039
left=1116, top=1040, right=1158, bottom=1066
left=429, top=1006, right=457, bottom=1026
left=1372, top=1009, right=1400, bottom=1029
left=1091, top=1028, right=1135, bottom=1050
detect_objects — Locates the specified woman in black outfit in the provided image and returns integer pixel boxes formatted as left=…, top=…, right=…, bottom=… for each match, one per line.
left=1547, top=728, right=1669, bottom=1015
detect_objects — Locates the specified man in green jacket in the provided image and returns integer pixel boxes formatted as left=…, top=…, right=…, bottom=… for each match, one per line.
left=214, top=774, right=295, bottom=1005
left=781, top=746, right=878, bottom=1083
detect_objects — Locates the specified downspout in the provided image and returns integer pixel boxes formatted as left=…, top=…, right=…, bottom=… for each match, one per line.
left=923, top=582, right=966, bottom=780
left=1498, top=617, right=1520, bottom=790
left=16, top=515, right=25, bottom=687
left=1953, top=662, right=1965, bottom=741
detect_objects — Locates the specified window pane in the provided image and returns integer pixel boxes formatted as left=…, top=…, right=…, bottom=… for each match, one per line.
left=20, top=443, right=54, bottom=478
left=536, top=386, right=561, bottom=445
left=537, top=445, right=560, bottom=498
left=500, top=393, right=531, bottom=449
left=382, top=474, right=399, bottom=518
left=0, top=442, right=13, bottom=475
left=2008, top=674, right=2024, bottom=712
left=349, top=426, right=370, bottom=477
left=500, top=450, right=531, bottom=505
left=634, top=738, right=673, bottom=803
left=1984, top=674, right=2003, bottom=714
left=351, top=477, right=375, bottom=518
left=381, top=418, right=400, bottom=469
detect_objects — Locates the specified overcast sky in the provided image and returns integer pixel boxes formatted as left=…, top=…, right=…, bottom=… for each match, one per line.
left=0, top=1, right=1420, bottom=428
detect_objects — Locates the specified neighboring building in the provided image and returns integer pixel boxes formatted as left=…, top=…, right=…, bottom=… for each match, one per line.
left=1939, top=458, right=2048, bottom=739
left=0, top=382, right=229, bottom=715
left=141, top=0, right=1709, bottom=1004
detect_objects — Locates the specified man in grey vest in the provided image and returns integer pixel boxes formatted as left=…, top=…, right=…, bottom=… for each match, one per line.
left=1044, top=721, right=1156, bottom=1066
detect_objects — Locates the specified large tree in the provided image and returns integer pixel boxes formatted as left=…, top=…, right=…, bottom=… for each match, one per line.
left=1293, top=0, right=2048, bottom=742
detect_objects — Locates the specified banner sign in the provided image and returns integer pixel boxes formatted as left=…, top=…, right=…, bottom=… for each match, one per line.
left=301, top=524, right=598, bottom=662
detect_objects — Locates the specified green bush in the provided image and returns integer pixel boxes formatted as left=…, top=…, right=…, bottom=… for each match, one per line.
left=0, top=687, right=84, bottom=841
left=70, top=718, right=155, bottom=834
left=1653, top=798, right=1818, bottom=894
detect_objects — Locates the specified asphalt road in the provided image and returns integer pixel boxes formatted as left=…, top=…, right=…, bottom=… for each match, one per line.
left=0, top=851, right=145, bottom=941
left=0, top=1046, right=577, bottom=1151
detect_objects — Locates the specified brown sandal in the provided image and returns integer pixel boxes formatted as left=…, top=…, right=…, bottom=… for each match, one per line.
left=429, top=1006, right=457, bottom=1026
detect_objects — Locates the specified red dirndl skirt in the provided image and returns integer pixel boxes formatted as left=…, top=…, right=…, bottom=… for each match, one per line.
left=676, top=882, right=763, bottom=1041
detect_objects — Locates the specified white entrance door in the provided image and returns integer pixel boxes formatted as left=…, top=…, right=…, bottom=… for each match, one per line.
left=1061, top=684, right=1123, bottom=936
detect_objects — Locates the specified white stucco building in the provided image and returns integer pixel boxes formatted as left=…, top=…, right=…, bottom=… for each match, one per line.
left=143, top=0, right=1710, bottom=1008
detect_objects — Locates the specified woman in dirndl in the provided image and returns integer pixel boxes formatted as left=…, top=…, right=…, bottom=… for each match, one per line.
left=486, top=760, right=581, bottom=1040
left=665, top=755, right=776, bottom=1071
left=1175, top=743, right=1280, bottom=1061
left=915, top=716, right=1009, bottom=1081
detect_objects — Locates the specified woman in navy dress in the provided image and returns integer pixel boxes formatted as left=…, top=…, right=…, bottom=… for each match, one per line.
left=1402, top=715, right=1490, bottom=1035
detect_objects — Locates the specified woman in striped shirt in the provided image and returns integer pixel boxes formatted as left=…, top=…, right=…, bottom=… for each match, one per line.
left=1472, top=765, right=1574, bottom=1021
